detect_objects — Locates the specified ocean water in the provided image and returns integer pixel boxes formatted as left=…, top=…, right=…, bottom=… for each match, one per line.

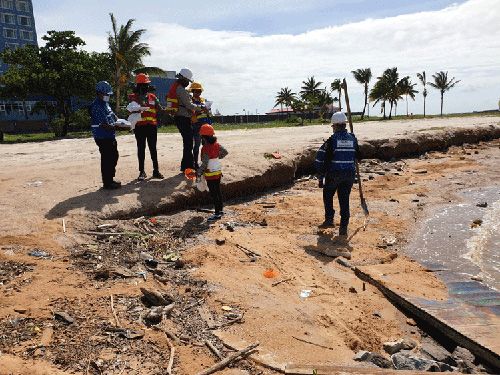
left=406, top=186, right=500, bottom=291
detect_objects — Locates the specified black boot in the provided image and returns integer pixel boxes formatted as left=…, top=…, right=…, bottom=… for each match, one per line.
left=339, top=225, right=348, bottom=236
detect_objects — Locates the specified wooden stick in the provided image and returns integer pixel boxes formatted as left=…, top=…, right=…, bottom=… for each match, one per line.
left=154, top=326, right=181, bottom=345
left=196, top=343, right=259, bottom=375
left=166, top=335, right=175, bottom=375
left=272, top=277, right=293, bottom=287
left=82, top=231, right=144, bottom=237
left=110, top=295, right=120, bottom=327
left=62, top=218, right=66, bottom=233
left=235, top=244, right=261, bottom=257
left=205, top=340, right=223, bottom=360
left=292, top=336, right=335, bottom=351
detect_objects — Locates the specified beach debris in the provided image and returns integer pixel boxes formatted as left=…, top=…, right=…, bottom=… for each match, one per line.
left=292, top=335, right=335, bottom=351
left=470, top=275, right=483, bottom=282
left=144, top=305, right=175, bottom=326
left=272, top=277, right=293, bottom=287
left=406, top=318, right=417, bottom=326
left=94, top=266, right=135, bottom=280
left=221, top=305, right=233, bottom=312
left=215, top=237, right=226, bottom=245
left=336, top=257, right=353, bottom=269
left=413, top=169, right=428, bottom=174
left=205, top=340, right=223, bottom=360
left=196, top=342, right=259, bottom=375
left=470, top=219, right=483, bottom=228
left=140, top=287, right=173, bottom=307
left=263, top=268, right=278, bottom=279
left=14, top=308, right=27, bottom=314
left=476, top=202, right=488, bottom=208
left=348, top=286, right=357, bottom=294
left=28, top=249, right=51, bottom=259
left=264, top=152, right=282, bottom=159
left=372, top=311, right=382, bottom=318
left=299, top=290, right=312, bottom=299
left=26, top=180, right=43, bottom=187
left=383, top=338, right=417, bottom=355
left=54, top=311, right=74, bottom=324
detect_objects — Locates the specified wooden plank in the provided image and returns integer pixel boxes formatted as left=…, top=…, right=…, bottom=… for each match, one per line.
left=284, top=364, right=447, bottom=374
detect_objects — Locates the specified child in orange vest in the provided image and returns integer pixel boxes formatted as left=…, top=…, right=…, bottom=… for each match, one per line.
left=196, top=124, right=228, bottom=222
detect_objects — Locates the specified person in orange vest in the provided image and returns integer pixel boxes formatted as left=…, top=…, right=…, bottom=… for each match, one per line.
left=196, top=124, right=228, bottom=222
left=189, top=82, right=212, bottom=169
left=129, top=73, right=164, bottom=180
left=166, top=68, right=207, bottom=172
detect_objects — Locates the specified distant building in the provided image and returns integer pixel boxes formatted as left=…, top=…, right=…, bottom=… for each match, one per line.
left=149, top=71, right=176, bottom=106
left=0, top=0, right=42, bottom=130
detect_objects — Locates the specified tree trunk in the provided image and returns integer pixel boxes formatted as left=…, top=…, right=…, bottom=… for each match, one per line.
left=382, top=101, right=386, bottom=119
left=389, top=101, right=393, bottom=119
left=62, top=101, right=70, bottom=137
left=423, top=95, right=426, bottom=117
left=440, top=91, right=444, bottom=116
left=406, top=94, right=409, bottom=117
left=338, top=89, right=342, bottom=111
left=361, top=83, right=368, bottom=120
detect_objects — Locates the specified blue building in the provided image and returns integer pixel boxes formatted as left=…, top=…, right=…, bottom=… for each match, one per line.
left=0, top=0, right=42, bottom=130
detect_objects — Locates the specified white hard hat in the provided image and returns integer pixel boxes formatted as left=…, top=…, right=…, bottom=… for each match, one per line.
left=178, top=68, right=193, bottom=81
left=331, top=111, right=347, bottom=125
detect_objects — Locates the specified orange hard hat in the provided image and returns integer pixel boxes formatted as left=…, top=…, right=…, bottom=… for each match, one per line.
left=135, top=73, right=151, bottom=84
left=199, top=124, right=215, bottom=136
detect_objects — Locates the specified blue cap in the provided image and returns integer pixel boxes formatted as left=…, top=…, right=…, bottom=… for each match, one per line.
left=96, top=81, right=113, bottom=95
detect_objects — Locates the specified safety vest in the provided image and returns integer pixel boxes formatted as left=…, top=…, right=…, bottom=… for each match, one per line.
left=129, top=93, right=157, bottom=126
left=202, top=142, right=222, bottom=180
left=328, top=131, right=357, bottom=172
left=191, top=97, right=211, bottom=124
left=166, top=82, right=180, bottom=113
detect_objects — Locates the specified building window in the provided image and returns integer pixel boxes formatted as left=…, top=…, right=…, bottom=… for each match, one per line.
left=0, top=13, right=15, bottom=24
left=1, top=0, right=14, bottom=10
left=15, top=101, right=24, bottom=114
left=0, top=102, right=6, bottom=113
left=15, top=0, right=28, bottom=12
left=17, top=15, right=31, bottom=26
left=4, top=41, right=18, bottom=49
left=3, top=27, right=16, bottom=39
left=19, top=29, right=32, bottom=40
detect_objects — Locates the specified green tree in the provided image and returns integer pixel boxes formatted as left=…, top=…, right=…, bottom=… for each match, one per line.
left=0, top=31, right=113, bottom=136
left=330, top=79, right=343, bottom=111
left=300, top=77, right=322, bottom=121
left=398, top=77, right=418, bottom=116
left=351, top=68, right=372, bottom=119
left=290, top=97, right=306, bottom=125
left=416, top=71, right=427, bottom=117
left=428, top=71, right=460, bottom=116
left=369, top=67, right=404, bottom=119
left=108, top=13, right=164, bottom=111
left=317, top=88, right=333, bottom=121
left=274, top=87, right=296, bottom=119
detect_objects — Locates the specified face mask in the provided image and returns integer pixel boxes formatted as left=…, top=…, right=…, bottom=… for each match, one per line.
left=103, top=95, right=110, bottom=102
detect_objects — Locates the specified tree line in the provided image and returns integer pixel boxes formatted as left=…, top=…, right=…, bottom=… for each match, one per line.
left=0, top=14, right=159, bottom=136
left=275, top=68, right=460, bottom=121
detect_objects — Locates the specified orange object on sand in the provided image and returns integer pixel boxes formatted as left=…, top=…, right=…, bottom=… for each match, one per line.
left=263, top=268, right=278, bottom=278
left=184, top=168, right=196, bottom=180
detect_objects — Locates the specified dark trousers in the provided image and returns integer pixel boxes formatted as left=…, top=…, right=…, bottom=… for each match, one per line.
left=207, top=179, right=223, bottom=214
left=95, top=138, right=119, bottom=186
left=323, top=173, right=354, bottom=228
left=192, top=122, right=202, bottom=168
left=175, top=116, right=194, bottom=171
left=134, top=125, right=159, bottom=172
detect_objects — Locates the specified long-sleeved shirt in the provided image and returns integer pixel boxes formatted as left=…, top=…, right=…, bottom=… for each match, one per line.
left=176, top=84, right=200, bottom=118
left=90, top=98, right=118, bottom=139
left=198, top=143, right=228, bottom=176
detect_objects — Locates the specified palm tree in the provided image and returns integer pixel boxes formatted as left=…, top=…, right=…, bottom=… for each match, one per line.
left=108, top=13, right=164, bottom=111
left=369, top=67, right=405, bottom=119
left=281, top=87, right=296, bottom=109
left=317, top=88, right=333, bottom=121
left=429, top=71, right=460, bottom=116
left=398, top=77, right=418, bottom=116
left=351, top=68, right=372, bottom=119
left=301, top=77, right=322, bottom=121
left=330, top=79, right=342, bottom=111
left=416, top=71, right=427, bottom=117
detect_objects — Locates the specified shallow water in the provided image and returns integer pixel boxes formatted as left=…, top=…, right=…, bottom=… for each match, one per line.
left=406, top=186, right=500, bottom=291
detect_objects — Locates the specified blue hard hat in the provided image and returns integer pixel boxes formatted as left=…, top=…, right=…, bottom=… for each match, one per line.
left=96, top=81, right=113, bottom=95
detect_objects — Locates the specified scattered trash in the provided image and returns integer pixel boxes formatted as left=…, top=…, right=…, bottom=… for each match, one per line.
left=54, top=311, right=74, bottom=324
left=104, top=326, right=145, bottom=339
left=215, top=238, right=226, bottom=246
left=348, top=286, right=357, bottom=294
left=476, top=202, right=488, bottom=208
left=406, top=318, right=417, bottom=326
left=137, top=271, right=147, bottom=281
left=62, top=218, right=66, bottom=233
left=372, top=311, right=382, bottom=318
left=263, top=268, right=278, bottom=279
left=14, top=308, right=27, bottom=314
left=149, top=217, right=158, bottom=225
left=413, top=169, right=428, bottom=174
left=299, top=290, right=312, bottom=299
left=145, top=259, right=158, bottom=268
left=264, top=152, right=282, bottom=159
left=470, top=219, right=483, bottom=228
left=221, top=305, right=233, bottom=312
left=28, top=249, right=51, bottom=259
left=163, top=252, right=180, bottom=262
left=140, top=288, right=173, bottom=307
left=26, top=180, right=43, bottom=187
left=470, top=275, right=483, bottom=282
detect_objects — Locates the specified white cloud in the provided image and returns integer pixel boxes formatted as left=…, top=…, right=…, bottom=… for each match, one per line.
left=45, top=0, right=500, bottom=115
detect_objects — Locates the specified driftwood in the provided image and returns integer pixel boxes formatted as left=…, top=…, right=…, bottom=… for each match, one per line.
left=204, top=340, right=223, bottom=360
left=235, top=244, right=261, bottom=258
left=291, top=336, right=334, bottom=351
left=196, top=343, right=259, bottom=375
left=110, top=295, right=120, bottom=327
left=165, top=335, right=175, bottom=375
left=272, top=277, right=293, bottom=287
left=153, top=326, right=181, bottom=345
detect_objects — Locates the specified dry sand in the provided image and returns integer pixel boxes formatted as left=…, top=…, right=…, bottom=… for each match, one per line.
left=0, top=116, right=499, bottom=374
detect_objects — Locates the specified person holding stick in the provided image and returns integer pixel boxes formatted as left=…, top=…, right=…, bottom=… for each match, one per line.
left=314, top=112, right=360, bottom=238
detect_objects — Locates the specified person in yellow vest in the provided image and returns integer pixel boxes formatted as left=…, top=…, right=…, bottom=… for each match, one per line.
left=128, top=73, right=164, bottom=180
left=189, top=82, right=212, bottom=169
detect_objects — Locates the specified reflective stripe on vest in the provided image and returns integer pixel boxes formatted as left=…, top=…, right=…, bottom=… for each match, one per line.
left=166, top=82, right=180, bottom=112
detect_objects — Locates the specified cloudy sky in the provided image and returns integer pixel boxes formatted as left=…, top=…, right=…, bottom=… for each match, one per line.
left=34, top=0, right=500, bottom=115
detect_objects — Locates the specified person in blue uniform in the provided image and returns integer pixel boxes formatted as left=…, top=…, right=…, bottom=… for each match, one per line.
left=314, top=112, right=360, bottom=237
left=90, top=81, right=128, bottom=190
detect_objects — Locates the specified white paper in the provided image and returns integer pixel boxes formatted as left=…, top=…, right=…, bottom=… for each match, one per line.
left=204, top=100, right=213, bottom=110
left=127, top=101, right=150, bottom=112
